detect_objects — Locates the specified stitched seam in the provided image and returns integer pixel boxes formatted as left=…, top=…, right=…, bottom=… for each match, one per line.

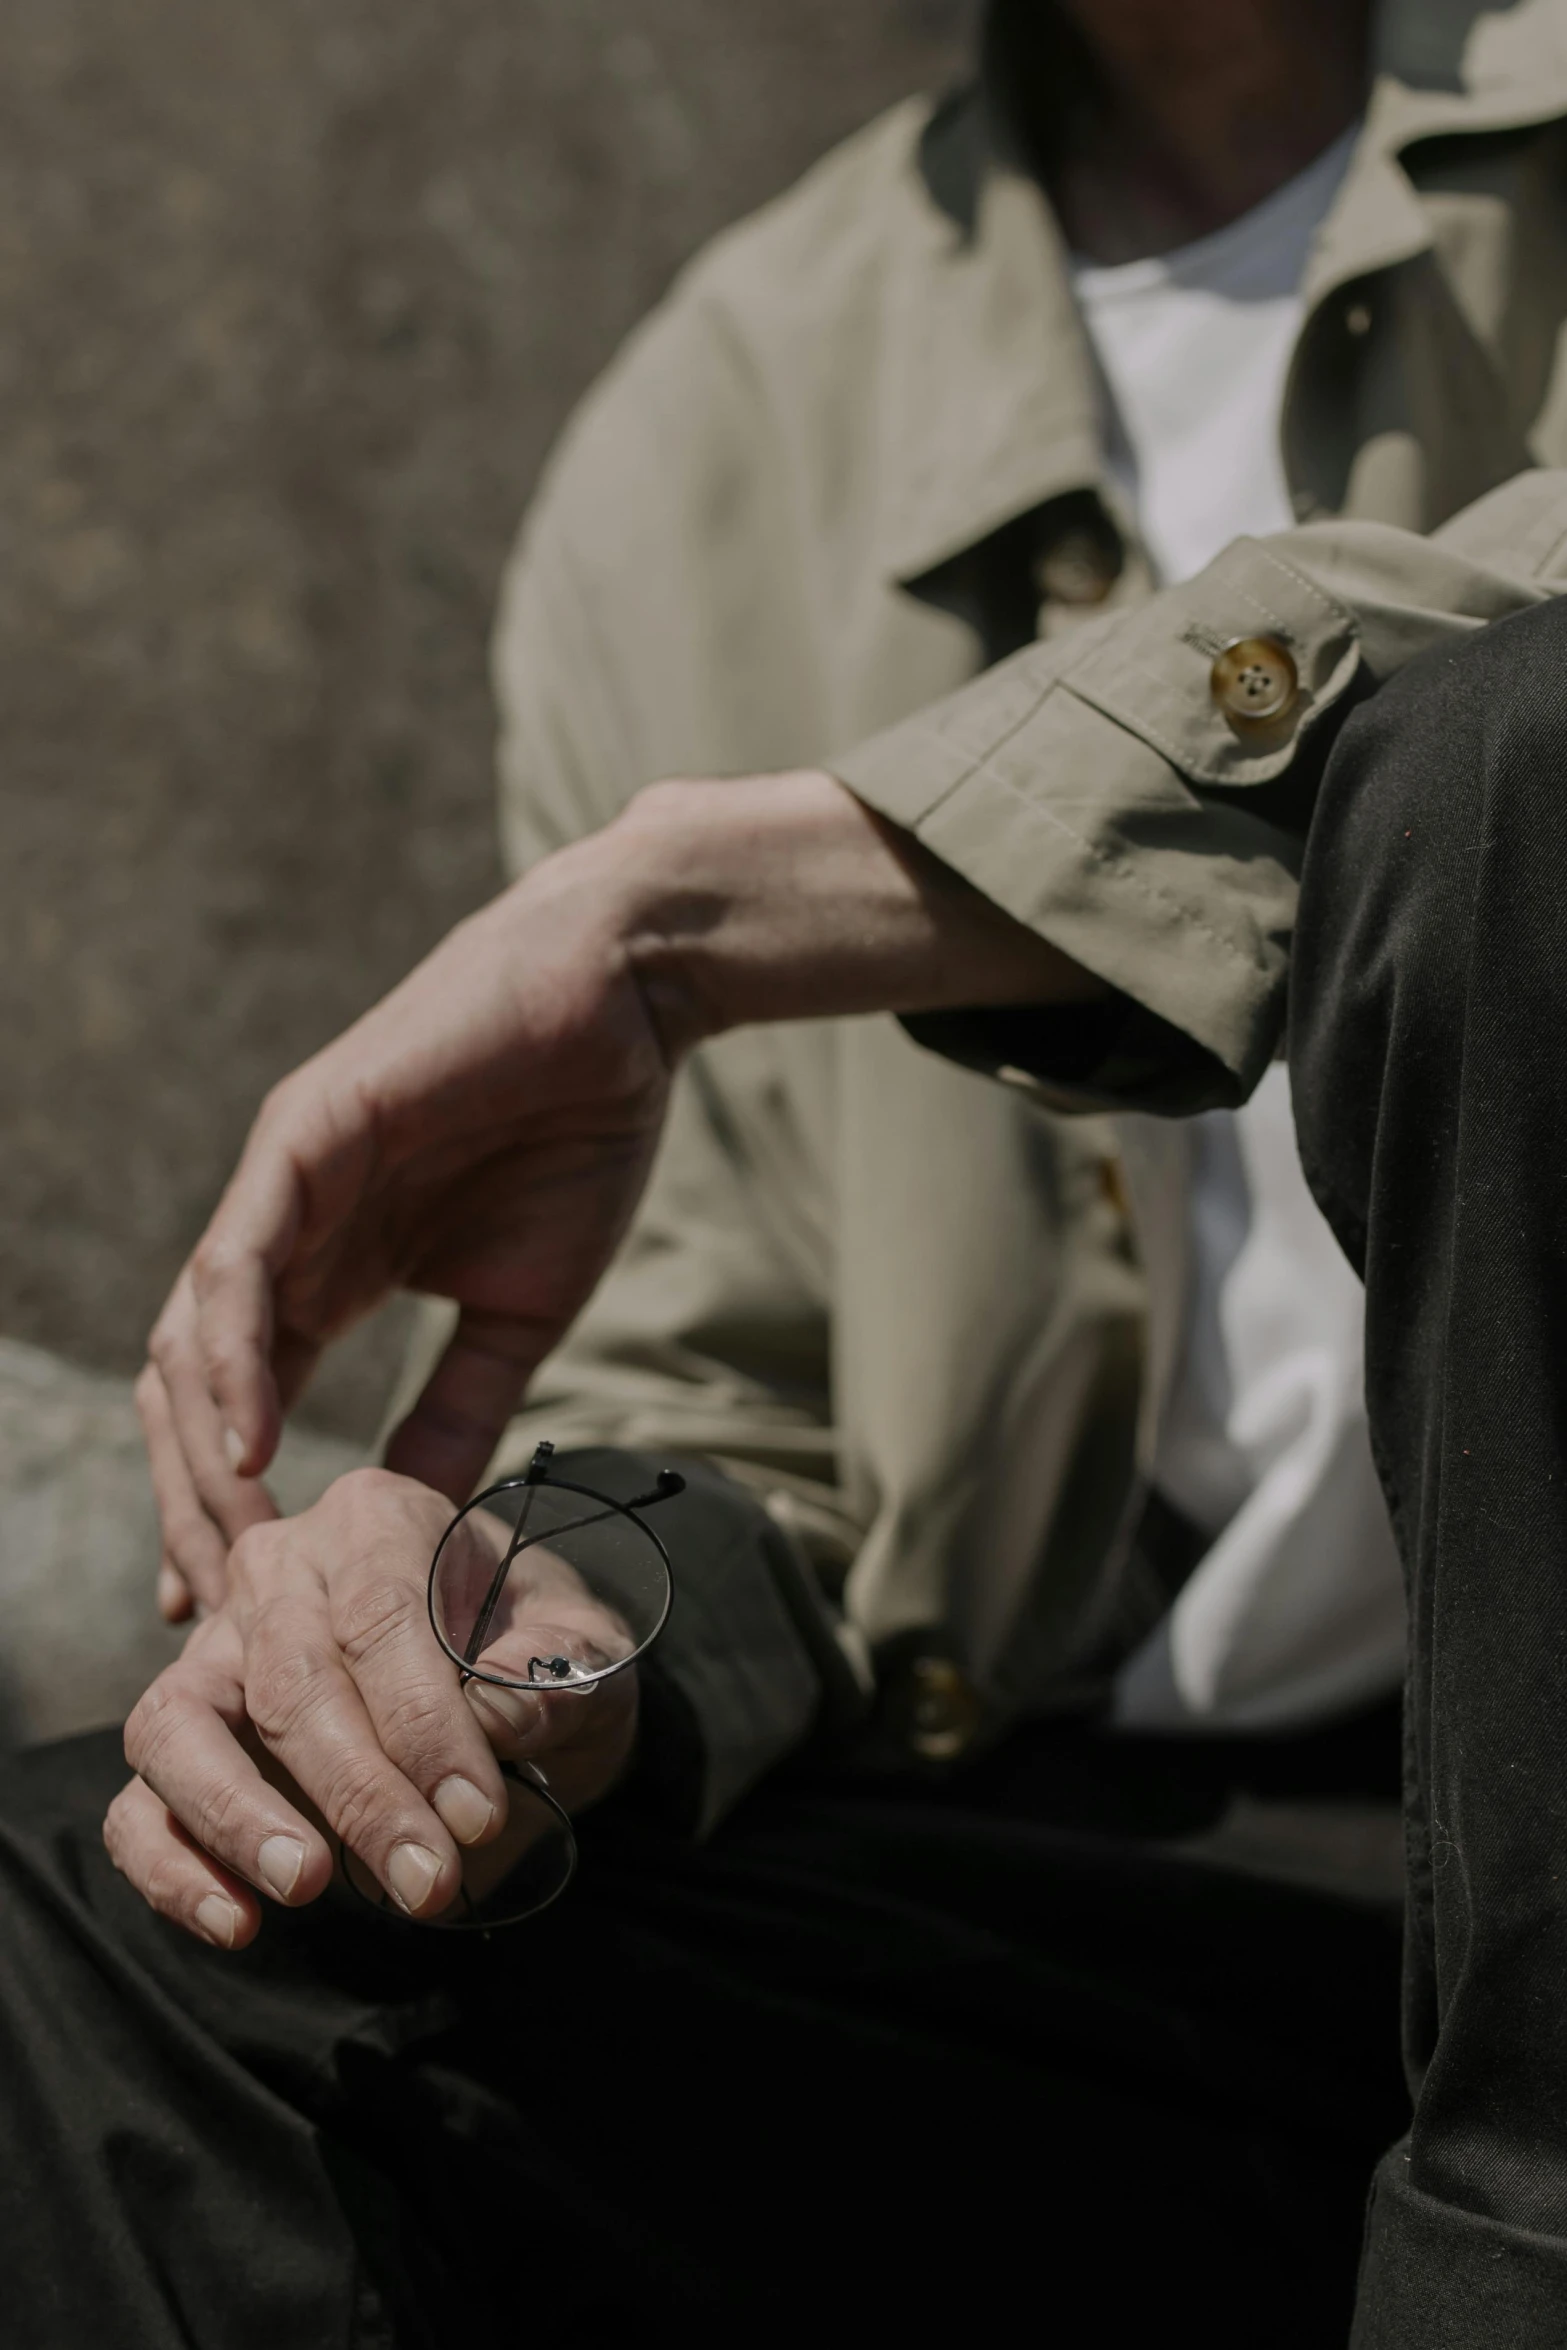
left=1065, top=686, right=1308, bottom=780
left=906, top=671, right=1065, bottom=806
left=933, top=757, right=1273, bottom=975
left=1237, top=541, right=1355, bottom=624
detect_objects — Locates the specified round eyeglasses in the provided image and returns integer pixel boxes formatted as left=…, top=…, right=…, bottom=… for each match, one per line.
left=344, top=1441, right=680, bottom=1933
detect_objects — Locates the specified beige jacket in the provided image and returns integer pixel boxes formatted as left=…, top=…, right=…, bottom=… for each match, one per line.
left=412, top=0, right=1567, bottom=1829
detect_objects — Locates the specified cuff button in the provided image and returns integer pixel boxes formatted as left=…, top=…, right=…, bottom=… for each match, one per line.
left=1210, top=635, right=1298, bottom=727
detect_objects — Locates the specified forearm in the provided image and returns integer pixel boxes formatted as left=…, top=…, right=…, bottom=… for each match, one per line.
left=563, top=767, right=1104, bottom=1059
left=144, top=763, right=1102, bottom=1535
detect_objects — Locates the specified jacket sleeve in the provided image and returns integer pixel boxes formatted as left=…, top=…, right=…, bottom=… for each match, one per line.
left=830, top=471, right=1567, bottom=1113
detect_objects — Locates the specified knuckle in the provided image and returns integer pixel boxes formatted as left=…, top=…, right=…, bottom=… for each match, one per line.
left=244, top=1644, right=332, bottom=1749
left=227, top=1520, right=280, bottom=1592
left=124, top=1677, right=184, bottom=1777
left=335, top=1573, right=418, bottom=1668
left=200, top=1325, right=250, bottom=1390
left=255, top=1075, right=296, bottom=1130
left=189, top=1231, right=236, bottom=1290
left=189, top=1769, right=249, bottom=1853
left=142, top=1852, right=192, bottom=1916
left=329, top=1465, right=415, bottom=1520
left=228, top=1523, right=263, bottom=1575
left=321, top=1754, right=401, bottom=1853
left=376, top=1683, right=457, bottom=1772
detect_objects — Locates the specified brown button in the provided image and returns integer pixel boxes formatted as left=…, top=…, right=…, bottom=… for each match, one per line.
left=904, top=1655, right=982, bottom=1764
left=1038, top=527, right=1118, bottom=608
left=1210, top=636, right=1299, bottom=727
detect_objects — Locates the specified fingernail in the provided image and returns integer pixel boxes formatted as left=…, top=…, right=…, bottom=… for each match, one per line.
left=195, top=1893, right=240, bottom=1948
left=157, top=1565, right=187, bottom=1621
left=433, top=1775, right=496, bottom=1846
left=224, top=1426, right=247, bottom=1471
left=387, top=1842, right=443, bottom=1916
left=256, top=1834, right=306, bottom=1898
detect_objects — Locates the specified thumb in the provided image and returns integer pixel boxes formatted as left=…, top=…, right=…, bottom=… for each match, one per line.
left=381, top=1309, right=548, bottom=1503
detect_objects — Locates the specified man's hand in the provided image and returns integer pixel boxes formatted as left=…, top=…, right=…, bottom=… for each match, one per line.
left=140, top=770, right=1096, bottom=1613
left=104, top=1468, right=639, bottom=1948
left=141, top=824, right=676, bottom=1615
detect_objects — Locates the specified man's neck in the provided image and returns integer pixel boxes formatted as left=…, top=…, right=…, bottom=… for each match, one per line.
left=997, top=0, right=1373, bottom=264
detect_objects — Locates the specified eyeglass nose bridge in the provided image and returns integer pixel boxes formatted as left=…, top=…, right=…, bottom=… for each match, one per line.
left=457, top=1653, right=599, bottom=1694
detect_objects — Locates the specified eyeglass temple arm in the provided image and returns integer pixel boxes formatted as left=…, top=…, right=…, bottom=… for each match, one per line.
left=457, top=1466, right=685, bottom=1670
left=496, top=1473, right=685, bottom=1561
left=462, top=1479, right=539, bottom=1667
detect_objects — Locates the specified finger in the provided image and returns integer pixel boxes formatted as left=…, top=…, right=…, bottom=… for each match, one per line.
left=464, top=1666, right=638, bottom=1818
left=449, top=1530, right=638, bottom=1780
left=147, top=1277, right=282, bottom=1555
left=157, top=1559, right=195, bottom=1625
left=185, top=1122, right=308, bottom=1474
left=463, top=1647, right=624, bottom=1757
left=103, top=1774, right=262, bottom=1949
left=383, top=1308, right=547, bottom=1502
left=462, top=1577, right=640, bottom=1802
left=236, top=1536, right=465, bottom=1917
left=462, top=1672, right=550, bottom=1761
left=136, top=1359, right=232, bottom=1612
left=124, top=1629, right=335, bottom=1912
left=328, top=1517, right=509, bottom=1851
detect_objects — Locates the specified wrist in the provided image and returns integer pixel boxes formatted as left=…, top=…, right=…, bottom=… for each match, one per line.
left=580, top=768, right=1099, bottom=1059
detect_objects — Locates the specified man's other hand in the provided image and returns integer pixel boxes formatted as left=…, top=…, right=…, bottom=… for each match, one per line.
left=138, top=770, right=1094, bottom=1615
left=104, top=1469, right=639, bottom=1948
left=140, top=823, right=677, bottom=1616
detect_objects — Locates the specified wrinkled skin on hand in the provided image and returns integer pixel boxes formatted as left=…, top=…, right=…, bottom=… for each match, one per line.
left=137, top=837, right=674, bottom=1621
left=104, top=1469, right=638, bottom=1948
left=135, top=771, right=1087, bottom=1623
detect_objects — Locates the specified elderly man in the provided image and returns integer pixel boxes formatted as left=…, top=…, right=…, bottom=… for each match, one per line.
left=7, top=1, right=1567, bottom=2343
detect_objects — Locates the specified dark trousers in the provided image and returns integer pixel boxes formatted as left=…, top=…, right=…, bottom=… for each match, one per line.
left=6, top=602, right=1567, bottom=2346
left=1292, top=593, right=1567, bottom=2343
left=0, top=1717, right=1403, bottom=2347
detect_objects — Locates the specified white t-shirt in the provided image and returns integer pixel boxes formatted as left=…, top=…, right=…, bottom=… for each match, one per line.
left=1068, top=129, right=1407, bottom=1730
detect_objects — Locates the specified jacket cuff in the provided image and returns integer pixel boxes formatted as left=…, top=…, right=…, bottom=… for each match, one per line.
left=901, top=996, right=1238, bottom=1116
left=552, top=1447, right=848, bottom=1837
left=830, top=535, right=1368, bottom=1110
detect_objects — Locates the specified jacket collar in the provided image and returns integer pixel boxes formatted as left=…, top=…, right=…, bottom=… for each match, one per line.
left=881, top=0, right=1567, bottom=593
left=879, top=84, right=1103, bottom=589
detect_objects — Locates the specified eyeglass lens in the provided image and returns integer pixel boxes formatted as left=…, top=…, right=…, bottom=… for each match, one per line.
left=430, top=1476, right=672, bottom=1694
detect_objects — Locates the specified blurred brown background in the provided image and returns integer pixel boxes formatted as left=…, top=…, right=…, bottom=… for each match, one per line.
left=0, top=0, right=976, bottom=1441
